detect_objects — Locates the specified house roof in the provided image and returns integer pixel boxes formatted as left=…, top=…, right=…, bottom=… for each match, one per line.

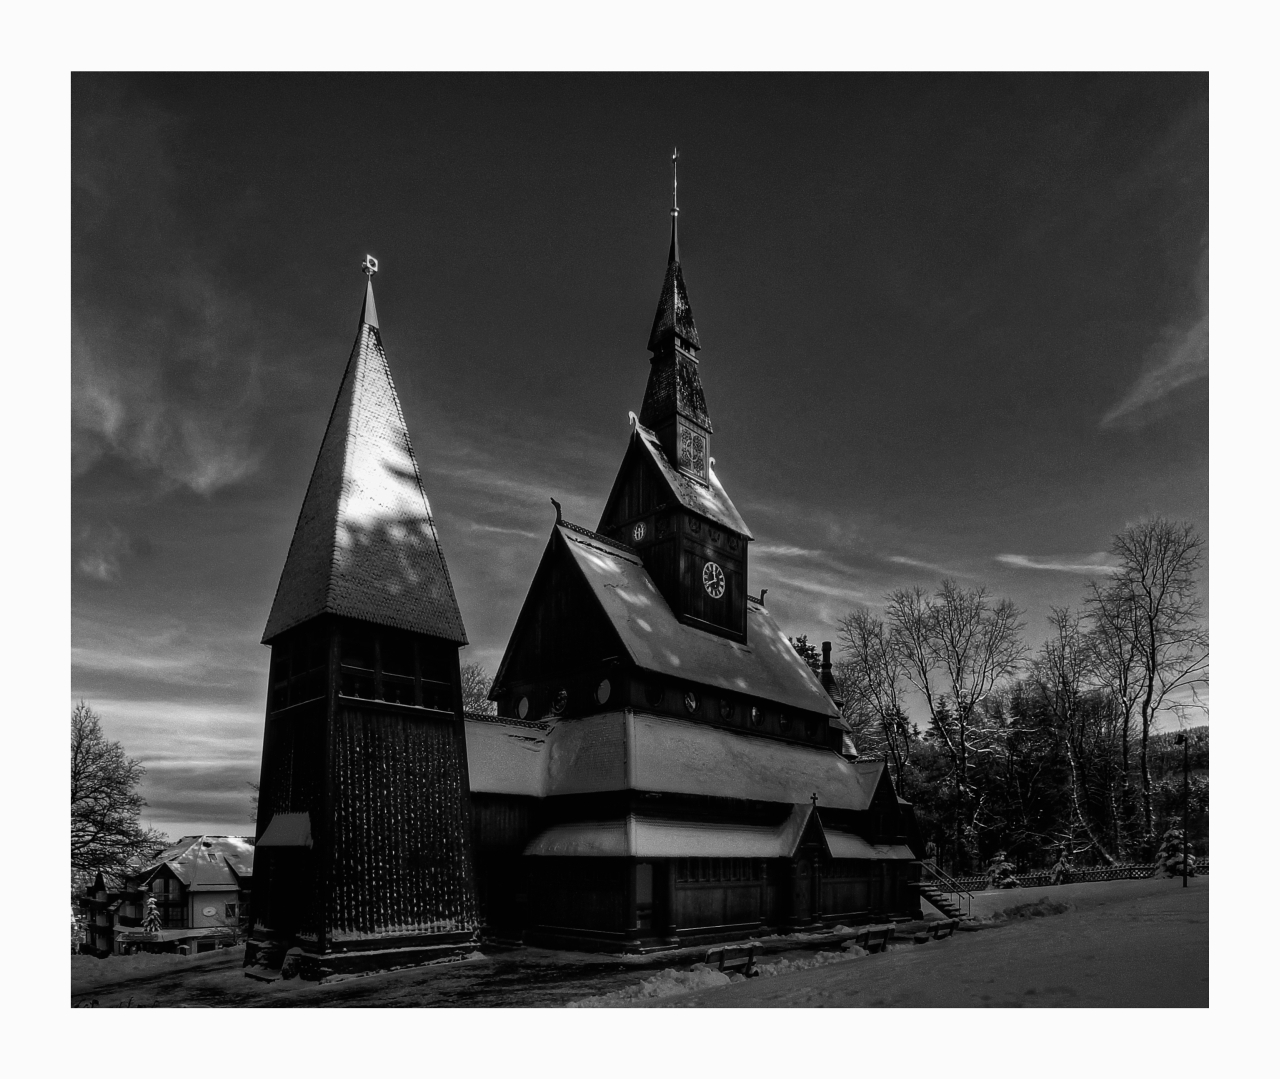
left=131, top=836, right=254, bottom=888
left=556, top=523, right=837, bottom=717
left=614, top=422, right=753, bottom=539
left=262, top=278, right=467, bottom=645
left=466, top=711, right=879, bottom=808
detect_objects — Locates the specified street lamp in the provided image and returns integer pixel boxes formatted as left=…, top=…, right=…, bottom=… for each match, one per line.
left=1175, top=732, right=1190, bottom=888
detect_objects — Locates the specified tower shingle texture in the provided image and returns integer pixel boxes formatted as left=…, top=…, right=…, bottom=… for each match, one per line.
left=262, top=286, right=467, bottom=644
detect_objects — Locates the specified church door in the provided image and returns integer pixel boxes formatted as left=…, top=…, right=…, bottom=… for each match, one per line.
left=793, top=856, right=814, bottom=925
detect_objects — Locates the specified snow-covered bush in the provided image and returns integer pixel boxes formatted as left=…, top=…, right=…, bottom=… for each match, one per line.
left=984, top=850, right=1020, bottom=889
left=1153, top=826, right=1196, bottom=878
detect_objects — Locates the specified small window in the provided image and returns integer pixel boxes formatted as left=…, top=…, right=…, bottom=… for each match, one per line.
left=225, top=903, right=237, bottom=920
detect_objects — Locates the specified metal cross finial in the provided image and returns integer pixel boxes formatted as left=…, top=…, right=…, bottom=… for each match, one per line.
left=671, top=147, right=679, bottom=215
left=361, top=254, right=379, bottom=278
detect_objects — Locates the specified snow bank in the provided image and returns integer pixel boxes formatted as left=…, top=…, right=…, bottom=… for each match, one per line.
left=569, top=947, right=869, bottom=1007
left=755, top=948, right=864, bottom=978
left=569, top=966, right=732, bottom=1007
left=72, top=945, right=244, bottom=991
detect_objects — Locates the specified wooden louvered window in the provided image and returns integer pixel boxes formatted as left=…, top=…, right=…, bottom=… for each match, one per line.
left=270, top=627, right=329, bottom=711
left=335, top=624, right=456, bottom=714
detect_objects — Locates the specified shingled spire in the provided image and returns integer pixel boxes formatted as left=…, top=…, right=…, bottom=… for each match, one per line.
left=640, top=149, right=713, bottom=482
left=646, top=147, right=701, bottom=354
left=262, top=258, right=466, bottom=644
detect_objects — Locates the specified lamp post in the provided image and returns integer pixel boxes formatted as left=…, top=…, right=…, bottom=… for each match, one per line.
left=1175, top=732, right=1189, bottom=888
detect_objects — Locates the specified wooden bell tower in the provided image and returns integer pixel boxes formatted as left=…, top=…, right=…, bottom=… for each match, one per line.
left=247, top=258, right=480, bottom=980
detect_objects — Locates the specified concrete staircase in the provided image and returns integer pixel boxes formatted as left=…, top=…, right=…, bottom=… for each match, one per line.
left=918, top=882, right=966, bottom=920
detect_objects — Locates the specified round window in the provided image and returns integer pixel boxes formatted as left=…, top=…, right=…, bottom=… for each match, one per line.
left=719, top=699, right=735, bottom=721
left=550, top=688, right=568, bottom=716
left=684, top=690, right=701, bottom=715
left=645, top=683, right=664, bottom=708
left=202, top=906, right=217, bottom=918
left=750, top=705, right=763, bottom=727
left=596, top=679, right=611, bottom=705
left=517, top=696, right=530, bottom=719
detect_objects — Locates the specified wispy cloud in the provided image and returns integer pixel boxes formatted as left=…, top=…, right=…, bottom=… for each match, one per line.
left=768, top=574, right=871, bottom=604
left=996, top=553, right=1117, bottom=575
left=73, top=95, right=263, bottom=495
left=754, top=544, right=824, bottom=558
left=1102, top=241, right=1209, bottom=428
left=465, top=521, right=541, bottom=540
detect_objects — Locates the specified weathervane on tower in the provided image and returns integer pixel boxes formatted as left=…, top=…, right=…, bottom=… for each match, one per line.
left=671, top=147, right=679, bottom=218
left=361, top=254, right=379, bottom=278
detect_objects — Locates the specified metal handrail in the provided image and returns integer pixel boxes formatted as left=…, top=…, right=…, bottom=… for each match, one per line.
left=919, top=859, right=974, bottom=918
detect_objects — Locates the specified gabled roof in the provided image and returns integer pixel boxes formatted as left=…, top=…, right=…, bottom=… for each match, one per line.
left=554, top=523, right=835, bottom=716
left=130, top=836, right=255, bottom=888
left=600, top=422, right=752, bottom=539
left=262, top=279, right=466, bottom=644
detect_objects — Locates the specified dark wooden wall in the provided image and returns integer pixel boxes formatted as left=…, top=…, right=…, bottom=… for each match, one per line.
left=326, top=703, right=479, bottom=943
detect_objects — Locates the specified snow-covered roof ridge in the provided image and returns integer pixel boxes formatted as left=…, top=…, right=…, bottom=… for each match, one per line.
left=133, top=835, right=255, bottom=887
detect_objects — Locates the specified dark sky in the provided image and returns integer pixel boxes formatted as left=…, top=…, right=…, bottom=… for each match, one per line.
left=71, top=73, right=1208, bottom=839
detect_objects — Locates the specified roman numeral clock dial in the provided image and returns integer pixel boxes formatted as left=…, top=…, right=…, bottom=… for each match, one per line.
left=702, top=561, right=725, bottom=599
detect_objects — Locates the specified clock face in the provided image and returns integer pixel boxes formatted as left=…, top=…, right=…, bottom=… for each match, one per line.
left=702, top=561, right=726, bottom=599
left=632, top=521, right=646, bottom=542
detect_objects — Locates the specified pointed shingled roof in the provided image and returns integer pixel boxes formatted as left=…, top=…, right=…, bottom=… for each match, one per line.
left=647, top=213, right=701, bottom=353
left=262, top=280, right=467, bottom=645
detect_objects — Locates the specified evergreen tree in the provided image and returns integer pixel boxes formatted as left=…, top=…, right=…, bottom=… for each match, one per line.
left=1153, top=825, right=1196, bottom=878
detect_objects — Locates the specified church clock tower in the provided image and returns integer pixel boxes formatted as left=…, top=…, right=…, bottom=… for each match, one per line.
left=599, top=151, right=753, bottom=643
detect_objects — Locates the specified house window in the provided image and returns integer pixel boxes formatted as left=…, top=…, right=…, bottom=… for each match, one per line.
left=225, top=903, right=237, bottom=920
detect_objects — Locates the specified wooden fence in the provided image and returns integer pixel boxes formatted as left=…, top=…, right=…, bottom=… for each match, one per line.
left=944, top=859, right=1209, bottom=892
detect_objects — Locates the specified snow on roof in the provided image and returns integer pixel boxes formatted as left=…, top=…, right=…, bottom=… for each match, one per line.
left=526, top=806, right=812, bottom=859
left=132, top=836, right=254, bottom=887
left=257, top=812, right=313, bottom=849
left=631, top=423, right=752, bottom=538
left=523, top=805, right=913, bottom=860
left=557, top=524, right=838, bottom=718
left=464, top=717, right=550, bottom=798
left=467, top=710, right=884, bottom=811
left=262, top=288, right=467, bottom=645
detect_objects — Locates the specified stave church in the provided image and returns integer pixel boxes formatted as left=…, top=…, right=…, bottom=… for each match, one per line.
left=247, top=163, right=923, bottom=978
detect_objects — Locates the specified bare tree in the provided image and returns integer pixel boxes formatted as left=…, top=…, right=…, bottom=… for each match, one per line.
left=460, top=661, right=497, bottom=715
left=886, top=580, right=1026, bottom=870
left=835, top=607, right=911, bottom=785
left=71, top=702, right=167, bottom=887
left=1103, top=518, right=1208, bottom=840
left=1029, top=608, right=1118, bottom=864
left=1084, top=579, right=1145, bottom=850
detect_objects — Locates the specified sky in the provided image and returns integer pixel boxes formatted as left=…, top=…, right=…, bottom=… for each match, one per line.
left=71, top=73, right=1208, bottom=840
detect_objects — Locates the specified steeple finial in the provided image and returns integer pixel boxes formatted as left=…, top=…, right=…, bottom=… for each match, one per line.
left=359, top=254, right=380, bottom=329
left=669, top=148, right=680, bottom=264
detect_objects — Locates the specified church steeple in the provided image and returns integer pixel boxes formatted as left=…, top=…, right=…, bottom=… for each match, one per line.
left=262, top=256, right=466, bottom=645
left=647, top=148, right=701, bottom=354
left=641, top=149, right=712, bottom=481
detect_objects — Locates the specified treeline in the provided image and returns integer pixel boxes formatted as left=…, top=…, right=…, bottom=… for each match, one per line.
left=809, top=516, right=1208, bottom=874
